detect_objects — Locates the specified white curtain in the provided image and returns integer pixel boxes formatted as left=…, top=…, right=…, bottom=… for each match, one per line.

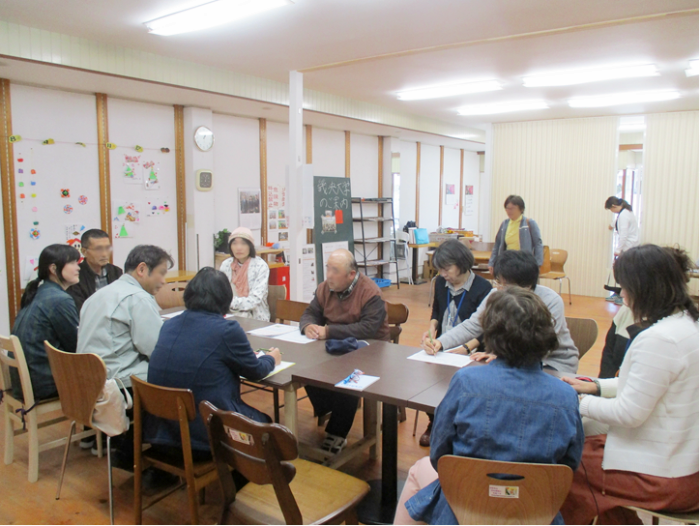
left=492, top=117, right=618, bottom=297
left=642, top=112, right=699, bottom=256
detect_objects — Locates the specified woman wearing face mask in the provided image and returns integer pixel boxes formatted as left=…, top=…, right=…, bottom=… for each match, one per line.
left=488, top=195, right=543, bottom=274
left=219, top=227, right=270, bottom=321
left=11, top=244, right=81, bottom=401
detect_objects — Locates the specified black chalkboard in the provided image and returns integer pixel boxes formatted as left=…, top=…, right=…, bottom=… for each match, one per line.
left=313, top=176, right=354, bottom=283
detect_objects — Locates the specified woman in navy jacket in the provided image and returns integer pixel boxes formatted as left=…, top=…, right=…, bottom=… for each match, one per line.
left=145, top=267, right=281, bottom=458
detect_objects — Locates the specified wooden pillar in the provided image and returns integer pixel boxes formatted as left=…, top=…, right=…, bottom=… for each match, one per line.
left=0, top=79, right=20, bottom=323
left=174, top=105, right=187, bottom=270
left=305, top=124, right=313, bottom=244
left=259, top=118, right=268, bottom=245
left=458, top=149, right=464, bottom=229
left=345, top=130, right=351, bottom=178
left=438, top=145, right=444, bottom=225
left=96, top=94, right=111, bottom=239
left=415, top=142, right=421, bottom=225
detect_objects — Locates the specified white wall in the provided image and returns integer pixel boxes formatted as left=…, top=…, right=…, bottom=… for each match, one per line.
left=11, top=85, right=101, bottom=282
left=350, top=133, right=380, bottom=273
left=418, top=143, right=440, bottom=233
left=398, top=141, right=417, bottom=228
left=212, top=113, right=261, bottom=243
left=442, top=147, right=461, bottom=227
left=108, top=98, right=178, bottom=269
left=312, top=128, right=345, bottom=178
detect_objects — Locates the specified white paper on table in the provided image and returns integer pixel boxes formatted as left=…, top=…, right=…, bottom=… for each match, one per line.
left=271, top=328, right=315, bottom=344
left=162, top=310, right=184, bottom=319
left=335, top=373, right=380, bottom=391
left=247, top=324, right=298, bottom=338
left=249, top=355, right=295, bottom=379
left=407, top=350, right=473, bottom=368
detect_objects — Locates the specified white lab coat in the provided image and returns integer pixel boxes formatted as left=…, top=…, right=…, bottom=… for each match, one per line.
left=614, top=208, right=640, bottom=254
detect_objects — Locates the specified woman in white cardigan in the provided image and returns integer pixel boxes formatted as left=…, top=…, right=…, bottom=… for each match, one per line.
left=219, top=227, right=270, bottom=321
left=561, top=245, right=698, bottom=524
left=605, top=196, right=639, bottom=256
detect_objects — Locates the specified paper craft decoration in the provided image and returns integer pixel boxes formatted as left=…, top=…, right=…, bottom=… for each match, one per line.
left=9, top=135, right=21, bottom=143
left=23, top=256, right=39, bottom=285
left=123, top=155, right=143, bottom=184
left=31, top=181, right=36, bottom=185
left=78, top=195, right=88, bottom=205
left=65, top=224, right=86, bottom=245
left=113, top=201, right=141, bottom=238
left=63, top=204, right=73, bottom=214
left=19, top=193, right=25, bottom=199
left=18, top=182, right=23, bottom=187
left=31, top=169, right=36, bottom=174
left=145, top=198, right=171, bottom=217
left=18, top=169, right=23, bottom=174
left=30, top=228, right=40, bottom=240
left=135, top=145, right=144, bottom=152
left=61, top=189, right=70, bottom=198
left=42, top=138, right=55, bottom=145
left=143, top=161, right=160, bottom=190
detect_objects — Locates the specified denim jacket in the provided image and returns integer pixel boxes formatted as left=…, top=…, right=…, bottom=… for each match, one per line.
left=406, top=360, right=584, bottom=525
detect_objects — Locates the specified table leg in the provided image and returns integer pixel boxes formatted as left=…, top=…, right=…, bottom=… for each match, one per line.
left=412, top=247, right=426, bottom=285
left=357, top=402, right=399, bottom=524
left=283, top=384, right=298, bottom=436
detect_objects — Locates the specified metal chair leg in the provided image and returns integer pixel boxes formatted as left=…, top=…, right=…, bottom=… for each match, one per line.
left=56, top=421, right=76, bottom=500
left=566, top=277, right=572, bottom=305
left=107, top=435, right=114, bottom=525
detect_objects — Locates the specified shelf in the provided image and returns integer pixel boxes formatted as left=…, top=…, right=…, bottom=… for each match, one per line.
left=357, top=259, right=396, bottom=267
left=352, top=217, right=394, bottom=222
left=354, top=237, right=395, bottom=244
left=351, top=197, right=394, bottom=203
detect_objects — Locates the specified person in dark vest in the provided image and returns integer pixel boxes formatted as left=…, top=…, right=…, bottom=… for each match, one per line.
left=67, top=229, right=122, bottom=314
left=300, top=249, right=389, bottom=454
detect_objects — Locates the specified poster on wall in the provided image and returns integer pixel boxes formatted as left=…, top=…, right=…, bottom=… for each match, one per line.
left=65, top=223, right=87, bottom=252
left=267, top=185, right=288, bottom=242
left=123, top=155, right=143, bottom=184
left=143, top=161, right=161, bottom=190
left=463, top=185, right=476, bottom=228
left=239, top=187, right=261, bottom=230
left=301, top=244, right=317, bottom=303
left=113, top=200, right=141, bottom=238
left=445, top=183, right=457, bottom=206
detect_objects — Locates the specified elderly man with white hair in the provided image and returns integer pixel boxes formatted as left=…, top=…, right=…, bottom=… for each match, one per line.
left=300, top=249, right=389, bottom=453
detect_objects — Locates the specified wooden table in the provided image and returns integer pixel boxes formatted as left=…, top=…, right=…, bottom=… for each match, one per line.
left=292, top=341, right=457, bottom=524
left=164, top=270, right=197, bottom=283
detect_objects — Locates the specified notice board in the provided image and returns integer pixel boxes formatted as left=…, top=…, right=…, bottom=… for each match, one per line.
left=313, top=176, right=354, bottom=283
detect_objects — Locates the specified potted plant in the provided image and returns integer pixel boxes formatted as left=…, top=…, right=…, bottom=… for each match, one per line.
left=213, top=229, right=231, bottom=254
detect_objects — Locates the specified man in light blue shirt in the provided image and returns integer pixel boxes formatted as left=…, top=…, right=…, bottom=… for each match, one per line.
left=78, top=245, right=173, bottom=386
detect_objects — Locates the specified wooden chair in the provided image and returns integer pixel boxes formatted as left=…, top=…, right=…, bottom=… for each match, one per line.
left=131, top=376, right=219, bottom=525
left=154, top=281, right=188, bottom=310
left=623, top=506, right=699, bottom=525
left=437, top=455, right=573, bottom=525
left=565, top=317, right=599, bottom=359
left=386, top=301, right=409, bottom=345
left=200, top=401, right=370, bottom=524
left=44, top=343, right=115, bottom=522
left=275, top=299, right=309, bottom=324
left=538, top=245, right=551, bottom=275
left=540, top=248, right=572, bottom=304
left=0, top=335, right=95, bottom=483
left=268, top=285, right=287, bottom=324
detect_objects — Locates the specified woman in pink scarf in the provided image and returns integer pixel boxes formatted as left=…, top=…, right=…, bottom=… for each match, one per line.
left=218, top=227, right=270, bottom=321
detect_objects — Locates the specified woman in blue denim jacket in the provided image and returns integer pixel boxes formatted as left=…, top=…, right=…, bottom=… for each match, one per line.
left=395, top=287, right=584, bottom=525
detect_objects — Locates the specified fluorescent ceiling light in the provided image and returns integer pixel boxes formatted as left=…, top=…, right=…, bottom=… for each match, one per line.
left=523, top=64, right=658, bottom=87
left=457, top=100, right=549, bottom=116
left=568, top=90, right=680, bottom=108
left=397, top=80, right=502, bottom=101
left=686, top=59, right=699, bottom=77
left=144, top=0, right=293, bottom=36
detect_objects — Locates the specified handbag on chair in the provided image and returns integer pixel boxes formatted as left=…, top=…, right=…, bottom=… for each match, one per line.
left=92, top=378, right=133, bottom=436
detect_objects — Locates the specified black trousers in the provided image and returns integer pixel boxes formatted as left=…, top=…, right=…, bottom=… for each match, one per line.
left=305, top=386, right=359, bottom=438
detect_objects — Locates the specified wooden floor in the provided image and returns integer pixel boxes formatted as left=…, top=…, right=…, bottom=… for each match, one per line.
left=0, top=282, right=620, bottom=525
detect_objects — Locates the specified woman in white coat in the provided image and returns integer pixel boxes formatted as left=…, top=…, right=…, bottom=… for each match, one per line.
left=605, top=196, right=640, bottom=304
left=219, top=227, right=270, bottom=321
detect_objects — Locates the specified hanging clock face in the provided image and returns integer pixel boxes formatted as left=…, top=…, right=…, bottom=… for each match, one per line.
left=194, top=126, right=214, bottom=151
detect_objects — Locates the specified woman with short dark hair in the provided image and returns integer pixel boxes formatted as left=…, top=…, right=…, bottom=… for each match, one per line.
left=488, top=194, right=543, bottom=272
left=11, top=244, right=81, bottom=401
left=395, top=287, right=584, bottom=525
left=145, top=267, right=281, bottom=459
left=417, top=240, right=492, bottom=446
left=219, top=227, right=270, bottom=320
left=561, top=245, right=698, bottom=524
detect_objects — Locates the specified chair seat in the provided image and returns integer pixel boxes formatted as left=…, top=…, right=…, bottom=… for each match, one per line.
left=228, top=458, right=370, bottom=524
left=624, top=506, right=699, bottom=525
left=143, top=449, right=217, bottom=478
left=540, top=271, right=566, bottom=279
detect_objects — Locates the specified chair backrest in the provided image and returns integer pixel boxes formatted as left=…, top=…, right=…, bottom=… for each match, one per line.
left=0, top=334, right=35, bottom=407
left=539, top=245, right=551, bottom=275
left=549, top=249, right=568, bottom=274
left=565, top=317, right=599, bottom=359
left=275, top=299, right=309, bottom=324
left=155, top=281, right=188, bottom=310
left=44, top=342, right=106, bottom=427
left=199, top=401, right=302, bottom=524
left=268, top=285, right=287, bottom=323
left=438, top=455, right=573, bottom=525
left=386, top=302, right=409, bottom=344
